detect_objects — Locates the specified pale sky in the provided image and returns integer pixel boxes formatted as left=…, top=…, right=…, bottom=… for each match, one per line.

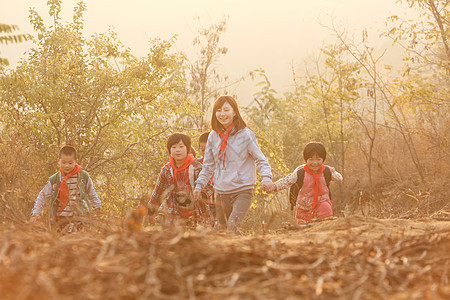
left=1, top=0, right=408, bottom=102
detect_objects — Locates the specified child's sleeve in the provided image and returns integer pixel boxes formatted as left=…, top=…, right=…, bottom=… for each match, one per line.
left=149, top=168, right=169, bottom=207
left=247, top=130, right=272, bottom=182
left=193, top=164, right=214, bottom=199
left=202, top=178, right=215, bottom=199
left=31, top=181, right=52, bottom=216
left=274, top=165, right=304, bottom=191
left=330, top=167, right=343, bottom=182
left=86, top=177, right=101, bottom=209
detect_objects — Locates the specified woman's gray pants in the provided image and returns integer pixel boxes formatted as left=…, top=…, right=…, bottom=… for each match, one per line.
left=214, top=188, right=253, bottom=234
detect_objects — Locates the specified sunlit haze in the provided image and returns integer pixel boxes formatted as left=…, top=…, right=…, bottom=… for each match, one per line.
left=2, top=0, right=408, bottom=102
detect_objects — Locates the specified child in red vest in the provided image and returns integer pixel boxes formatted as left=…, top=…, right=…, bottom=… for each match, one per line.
left=148, top=133, right=214, bottom=225
left=30, top=145, right=102, bottom=228
left=269, top=142, right=343, bottom=224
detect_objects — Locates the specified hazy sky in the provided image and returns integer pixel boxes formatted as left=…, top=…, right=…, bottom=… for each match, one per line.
left=1, top=0, right=408, bottom=102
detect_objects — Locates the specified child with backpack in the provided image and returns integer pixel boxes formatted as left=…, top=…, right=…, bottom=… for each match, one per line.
left=148, top=133, right=214, bottom=225
left=268, top=141, right=343, bottom=224
left=30, top=145, right=102, bottom=228
left=193, top=95, right=274, bottom=234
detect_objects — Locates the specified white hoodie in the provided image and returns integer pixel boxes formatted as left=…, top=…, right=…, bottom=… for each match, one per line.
left=195, top=127, right=272, bottom=194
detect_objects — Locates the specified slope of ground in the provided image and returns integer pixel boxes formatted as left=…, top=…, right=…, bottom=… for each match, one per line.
left=0, top=215, right=449, bottom=299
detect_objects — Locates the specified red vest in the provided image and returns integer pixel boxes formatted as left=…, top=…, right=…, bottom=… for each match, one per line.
left=297, top=172, right=330, bottom=211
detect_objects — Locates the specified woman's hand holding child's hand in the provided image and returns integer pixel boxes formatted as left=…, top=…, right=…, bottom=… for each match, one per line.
left=261, top=181, right=275, bottom=193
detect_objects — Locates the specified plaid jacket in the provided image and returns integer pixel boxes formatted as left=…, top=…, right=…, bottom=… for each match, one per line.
left=149, top=159, right=214, bottom=222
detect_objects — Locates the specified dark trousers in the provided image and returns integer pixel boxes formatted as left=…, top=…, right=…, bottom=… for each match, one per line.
left=215, top=189, right=253, bottom=234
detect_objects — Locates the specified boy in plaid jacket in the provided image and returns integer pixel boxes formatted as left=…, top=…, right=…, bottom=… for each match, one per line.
left=148, top=133, right=213, bottom=225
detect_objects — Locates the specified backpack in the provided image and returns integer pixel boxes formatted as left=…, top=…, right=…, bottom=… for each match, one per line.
left=288, top=166, right=332, bottom=210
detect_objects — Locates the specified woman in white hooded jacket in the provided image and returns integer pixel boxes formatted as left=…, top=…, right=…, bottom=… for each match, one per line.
left=194, top=95, right=274, bottom=234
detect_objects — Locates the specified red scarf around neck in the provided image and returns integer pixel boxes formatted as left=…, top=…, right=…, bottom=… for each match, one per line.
left=169, top=154, right=196, bottom=187
left=303, top=164, right=326, bottom=210
left=218, top=123, right=234, bottom=168
left=59, top=164, right=82, bottom=212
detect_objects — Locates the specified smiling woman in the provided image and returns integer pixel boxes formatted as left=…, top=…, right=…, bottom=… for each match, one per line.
left=215, top=102, right=235, bottom=129
left=194, top=95, right=274, bottom=234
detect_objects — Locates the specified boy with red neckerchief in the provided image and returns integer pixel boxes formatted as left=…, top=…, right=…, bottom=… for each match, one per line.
left=148, top=133, right=214, bottom=225
left=268, top=142, right=343, bottom=224
left=30, top=145, right=101, bottom=226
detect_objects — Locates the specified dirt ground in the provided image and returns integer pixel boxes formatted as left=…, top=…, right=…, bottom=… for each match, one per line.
left=0, top=215, right=449, bottom=299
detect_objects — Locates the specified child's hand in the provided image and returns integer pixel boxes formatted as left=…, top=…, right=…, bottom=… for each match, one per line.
left=29, top=216, right=40, bottom=223
left=147, top=214, right=159, bottom=225
left=193, top=189, right=202, bottom=202
left=261, top=181, right=275, bottom=193
left=330, top=167, right=343, bottom=182
left=147, top=204, right=158, bottom=216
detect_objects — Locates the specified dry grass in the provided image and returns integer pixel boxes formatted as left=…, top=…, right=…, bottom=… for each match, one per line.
left=0, top=215, right=449, bottom=299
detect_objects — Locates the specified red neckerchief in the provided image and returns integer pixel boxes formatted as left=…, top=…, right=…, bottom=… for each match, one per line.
left=218, top=123, right=234, bottom=168
left=59, top=164, right=82, bottom=212
left=303, top=164, right=326, bottom=210
left=169, top=154, right=196, bottom=188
